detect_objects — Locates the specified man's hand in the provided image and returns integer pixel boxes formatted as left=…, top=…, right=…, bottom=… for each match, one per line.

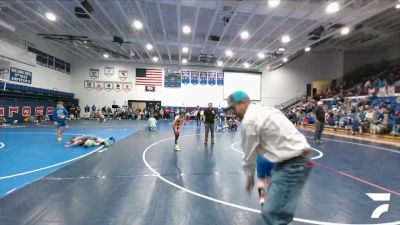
left=245, top=176, right=255, bottom=195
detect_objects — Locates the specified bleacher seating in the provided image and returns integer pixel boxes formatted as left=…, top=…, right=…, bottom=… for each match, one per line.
left=0, top=81, right=74, bottom=98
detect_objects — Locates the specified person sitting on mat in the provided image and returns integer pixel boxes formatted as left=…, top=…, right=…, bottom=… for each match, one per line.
left=148, top=114, right=157, bottom=131
left=65, top=135, right=115, bottom=148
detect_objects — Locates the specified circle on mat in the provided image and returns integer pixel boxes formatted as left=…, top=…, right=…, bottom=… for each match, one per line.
left=142, top=134, right=400, bottom=225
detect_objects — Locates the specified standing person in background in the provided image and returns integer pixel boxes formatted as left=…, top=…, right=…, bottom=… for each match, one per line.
left=314, top=101, right=325, bottom=143
left=160, top=108, right=165, bottom=120
left=91, top=105, right=96, bottom=119
left=76, top=105, right=81, bottom=120
left=54, top=101, right=69, bottom=141
left=164, top=107, right=170, bottom=120
left=227, top=91, right=312, bottom=225
left=204, top=103, right=216, bottom=144
left=84, top=105, right=90, bottom=113
left=196, top=105, right=201, bottom=125
left=172, top=112, right=185, bottom=151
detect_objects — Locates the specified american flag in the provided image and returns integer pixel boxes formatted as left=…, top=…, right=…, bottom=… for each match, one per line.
left=135, top=68, right=163, bottom=86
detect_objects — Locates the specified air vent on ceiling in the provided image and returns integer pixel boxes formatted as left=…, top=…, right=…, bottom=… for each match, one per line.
left=222, top=5, right=233, bottom=12
left=209, top=35, right=220, bottom=41
left=198, top=54, right=216, bottom=64
left=75, top=0, right=93, bottom=19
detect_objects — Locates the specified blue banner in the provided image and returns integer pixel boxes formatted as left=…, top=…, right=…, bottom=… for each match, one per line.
left=217, top=72, right=224, bottom=86
left=200, top=72, right=208, bottom=85
left=10, top=67, right=32, bottom=84
left=181, top=70, right=190, bottom=85
left=164, top=69, right=181, bottom=88
left=190, top=71, right=199, bottom=85
left=208, top=72, right=216, bottom=86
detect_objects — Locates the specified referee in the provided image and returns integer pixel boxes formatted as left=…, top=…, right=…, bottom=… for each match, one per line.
left=227, top=91, right=313, bottom=225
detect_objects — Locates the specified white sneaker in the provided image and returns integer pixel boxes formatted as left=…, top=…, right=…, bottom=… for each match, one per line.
left=57, top=137, right=62, bottom=142
left=259, top=196, right=265, bottom=206
left=174, top=145, right=181, bottom=151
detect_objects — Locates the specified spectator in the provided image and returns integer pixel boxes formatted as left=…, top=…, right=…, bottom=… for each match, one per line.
left=314, top=101, right=325, bottom=143
left=204, top=102, right=216, bottom=144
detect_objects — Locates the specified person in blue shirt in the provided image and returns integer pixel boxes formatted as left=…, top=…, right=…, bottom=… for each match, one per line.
left=55, top=101, right=69, bottom=141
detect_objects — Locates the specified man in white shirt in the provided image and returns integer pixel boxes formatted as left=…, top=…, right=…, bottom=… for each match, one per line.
left=227, top=91, right=313, bottom=225
left=148, top=115, right=157, bottom=131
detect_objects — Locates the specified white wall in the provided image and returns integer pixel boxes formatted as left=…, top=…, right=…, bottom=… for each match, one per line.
left=70, top=60, right=227, bottom=108
left=1, top=29, right=73, bottom=92
left=261, top=51, right=344, bottom=107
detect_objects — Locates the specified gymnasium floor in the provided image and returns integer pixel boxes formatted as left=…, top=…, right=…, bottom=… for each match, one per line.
left=0, top=120, right=399, bottom=225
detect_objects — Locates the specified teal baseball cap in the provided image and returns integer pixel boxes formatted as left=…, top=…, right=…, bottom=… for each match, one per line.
left=227, top=91, right=250, bottom=109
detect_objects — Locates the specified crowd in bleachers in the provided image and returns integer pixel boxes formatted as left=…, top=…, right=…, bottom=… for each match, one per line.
left=317, top=66, right=400, bottom=99
left=283, top=95, right=400, bottom=136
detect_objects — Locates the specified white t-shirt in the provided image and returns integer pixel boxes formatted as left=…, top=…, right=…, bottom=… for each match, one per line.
left=148, top=117, right=157, bottom=127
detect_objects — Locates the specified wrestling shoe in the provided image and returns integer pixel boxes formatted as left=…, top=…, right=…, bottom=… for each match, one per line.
left=259, top=196, right=265, bottom=206
left=109, top=136, right=116, bottom=143
left=57, top=137, right=62, bottom=142
left=174, top=145, right=181, bottom=151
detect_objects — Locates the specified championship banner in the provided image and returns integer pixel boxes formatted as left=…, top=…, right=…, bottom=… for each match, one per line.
left=181, top=70, right=190, bottom=85
left=114, top=82, right=122, bottom=92
left=95, top=81, right=104, bottom=91
left=10, top=67, right=32, bottom=84
left=217, top=72, right=224, bottom=86
left=119, top=70, right=128, bottom=81
left=123, top=82, right=132, bottom=92
left=164, top=69, right=181, bottom=88
left=208, top=72, right=216, bottom=86
left=104, top=81, right=113, bottom=91
left=190, top=71, right=199, bottom=85
left=145, top=86, right=155, bottom=92
left=84, top=80, right=95, bottom=90
left=199, top=71, right=208, bottom=85
left=89, top=68, right=99, bottom=79
left=104, top=66, right=114, bottom=77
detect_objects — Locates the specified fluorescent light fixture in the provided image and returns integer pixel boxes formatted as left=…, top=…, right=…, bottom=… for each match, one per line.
left=133, top=20, right=143, bottom=30
left=152, top=56, right=158, bottom=62
left=146, top=43, right=153, bottom=50
left=268, top=0, right=280, bottom=8
left=243, top=62, right=250, bottom=68
left=257, top=52, right=265, bottom=59
left=340, top=26, right=350, bottom=35
left=103, top=53, right=109, bottom=58
left=182, top=25, right=191, bottom=34
left=283, top=57, right=288, bottom=62
left=225, top=50, right=233, bottom=57
left=281, top=35, right=291, bottom=43
left=182, top=47, right=189, bottom=53
left=240, top=31, right=249, bottom=39
left=396, top=4, right=400, bottom=9
left=326, top=2, right=340, bottom=14
left=217, top=61, right=223, bottom=66
left=45, top=12, right=56, bottom=21
left=305, top=47, right=311, bottom=52
left=182, top=58, right=188, bottom=64
left=278, top=47, right=285, bottom=52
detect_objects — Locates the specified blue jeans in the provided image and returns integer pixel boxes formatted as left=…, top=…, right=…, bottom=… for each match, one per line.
left=262, top=155, right=312, bottom=225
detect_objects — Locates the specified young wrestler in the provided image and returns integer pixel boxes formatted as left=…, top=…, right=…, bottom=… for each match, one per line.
left=172, top=112, right=185, bottom=151
left=65, top=135, right=115, bottom=148
left=256, top=155, right=274, bottom=206
left=54, top=101, right=69, bottom=141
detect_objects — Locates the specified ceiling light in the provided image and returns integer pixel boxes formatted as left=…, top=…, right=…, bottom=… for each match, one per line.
left=326, top=2, right=340, bottom=14
left=182, top=47, right=189, bottom=53
left=146, top=43, right=153, bottom=50
left=152, top=56, right=158, bottom=62
left=83, top=40, right=87, bottom=43
left=103, top=53, right=109, bottom=58
left=396, top=4, right=400, bottom=9
left=45, top=12, right=56, bottom=21
left=182, top=58, right=188, bottom=64
left=278, top=47, right=285, bottom=52
left=240, top=31, right=249, bottom=39
left=133, top=20, right=143, bottom=30
left=283, top=57, right=288, bottom=62
left=243, top=62, right=250, bottom=68
left=225, top=50, right=233, bottom=57
left=340, top=26, right=350, bottom=35
left=268, top=0, right=280, bottom=8
left=281, top=35, right=291, bottom=43
left=305, top=47, right=311, bottom=52
left=257, top=52, right=265, bottom=59
left=182, top=25, right=191, bottom=34
left=217, top=61, right=223, bottom=66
